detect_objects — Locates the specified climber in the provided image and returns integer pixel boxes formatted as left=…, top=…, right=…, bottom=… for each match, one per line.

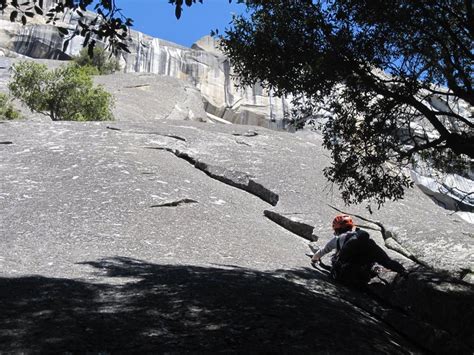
left=310, top=214, right=406, bottom=287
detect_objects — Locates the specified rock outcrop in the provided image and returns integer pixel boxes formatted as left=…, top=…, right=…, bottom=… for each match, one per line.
left=121, top=34, right=290, bottom=128
left=94, top=72, right=209, bottom=123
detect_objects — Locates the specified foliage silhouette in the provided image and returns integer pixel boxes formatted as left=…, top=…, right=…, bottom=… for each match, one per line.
left=219, top=0, right=473, bottom=208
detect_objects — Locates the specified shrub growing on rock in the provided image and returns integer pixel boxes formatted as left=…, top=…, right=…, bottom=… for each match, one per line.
left=0, top=92, right=21, bottom=120
left=9, top=61, right=114, bottom=121
left=73, top=47, right=121, bottom=75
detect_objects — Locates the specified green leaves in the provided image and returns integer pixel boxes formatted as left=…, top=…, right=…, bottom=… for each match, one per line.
left=0, top=93, right=21, bottom=121
left=8, top=61, right=114, bottom=121
left=220, top=0, right=473, bottom=208
left=8, top=61, right=49, bottom=116
left=73, top=46, right=121, bottom=75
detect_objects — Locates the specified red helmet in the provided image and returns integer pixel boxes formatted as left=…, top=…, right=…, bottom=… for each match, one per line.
left=332, top=214, right=354, bottom=231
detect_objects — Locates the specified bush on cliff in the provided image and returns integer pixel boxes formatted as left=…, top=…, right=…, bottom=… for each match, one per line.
left=9, top=61, right=114, bottom=121
left=73, top=47, right=121, bottom=75
left=0, top=93, right=21, bottom=120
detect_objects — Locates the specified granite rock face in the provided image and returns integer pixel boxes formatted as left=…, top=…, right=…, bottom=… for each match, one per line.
left=0, top=8, right=473, bottom=351
left=0, top=20, right=69, bottom=59
left=0, top=8, right=290, bottom=129
left=1, top=119, right=473, bottom=353
left=93, top=72, right=209, bottom=123
left=120, top=34, right=290, bottom=128
left=1, top=7, right=472, bottom=223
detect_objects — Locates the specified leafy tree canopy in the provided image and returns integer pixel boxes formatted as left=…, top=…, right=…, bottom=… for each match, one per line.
left=73, top=46, right=121, bottom=75
left=218, top=0, right=473, bottom=208
left=9, top=61, right=114, bottom=121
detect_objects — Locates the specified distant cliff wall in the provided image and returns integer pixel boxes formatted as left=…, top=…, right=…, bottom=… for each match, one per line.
left=0, top=5, right=291, bottom=129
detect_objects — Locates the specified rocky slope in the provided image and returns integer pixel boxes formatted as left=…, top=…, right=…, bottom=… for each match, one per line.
left=0, top=7, right=473, bottom=352
left=1, top=118, right=473, bottom=352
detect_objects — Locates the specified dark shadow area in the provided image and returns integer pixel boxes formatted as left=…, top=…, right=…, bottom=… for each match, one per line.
left=304, top=256, right=474, bottom=353
left=0, top=257, right=418, bottom=353
left=371, top=266, right=474, bottom=345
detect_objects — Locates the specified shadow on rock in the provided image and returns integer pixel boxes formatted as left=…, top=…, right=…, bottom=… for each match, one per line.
left=370, top=266, right=474, bottom=347
left=0, top=257, right=418, bottom=353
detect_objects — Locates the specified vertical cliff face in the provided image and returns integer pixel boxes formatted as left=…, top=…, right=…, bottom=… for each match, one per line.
left=0, top=3, right=291, bottom=129
left=120, top=32, right=291, bottom=129
left=0, top=21, right=70, bottom=59
left=0, top=1, right=84, bottom=60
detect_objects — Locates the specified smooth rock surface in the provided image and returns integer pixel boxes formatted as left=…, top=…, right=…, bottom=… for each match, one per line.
left=115, top=121, right=471, bottom=276
left=94, top=73, right=208, bottom=123
left=1, top=120, right=473, bottom=353
left=0, top=58, right=209, bottom=123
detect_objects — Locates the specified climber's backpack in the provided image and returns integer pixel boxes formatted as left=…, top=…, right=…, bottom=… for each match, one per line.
left=330, top=229, right=372, bottom=286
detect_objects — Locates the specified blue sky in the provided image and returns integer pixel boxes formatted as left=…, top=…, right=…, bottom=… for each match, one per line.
left=117, top=0, right=247, bottom=48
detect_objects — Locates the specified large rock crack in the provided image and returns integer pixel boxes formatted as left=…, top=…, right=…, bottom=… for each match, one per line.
left=146, top=147, right=279, bottom=206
